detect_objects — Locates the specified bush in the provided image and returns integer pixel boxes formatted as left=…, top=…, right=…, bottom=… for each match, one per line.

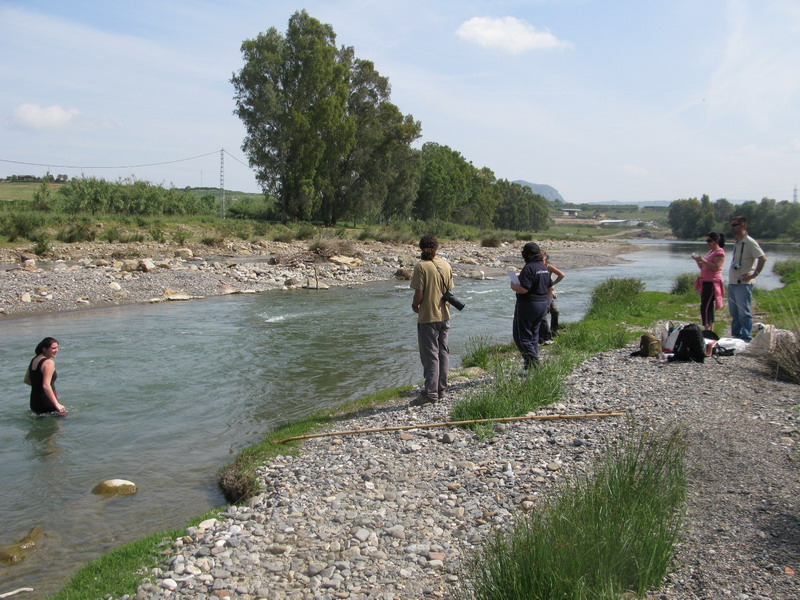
left=272, top=226, right=295, bottom=243
left=1, top=212, right=45, bottom=241
left=32, top=235, right=51, bottom=256
left=480, top=234, right=502, bottom=248
left=201, top=235, right=225, bottom=247
left=57, top=222, right=96, bottom=243
left=585, top=278, right=647, bottom=320
left=149, top=226, right=166, bottom=243
left=774, top=259, right=800, bottom=285
left=172, top=228, right=191, bottom=245
left=671, top=272, right=697, bottom=295
left=294, top=224, right=318, bottom=240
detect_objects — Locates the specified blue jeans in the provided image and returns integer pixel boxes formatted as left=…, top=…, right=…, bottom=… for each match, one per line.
left=728, top=283, right=753, bottom=342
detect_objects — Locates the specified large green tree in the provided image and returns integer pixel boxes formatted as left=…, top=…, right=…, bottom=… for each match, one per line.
left=321, top=52, right=421, bottom=225
left=232, top=11, right=419, bottom=225
left=415, top=142, right=471, bottom=221
left=668, top=198, right=705, bottom=239
left=494, top=179, right=551, bottom=231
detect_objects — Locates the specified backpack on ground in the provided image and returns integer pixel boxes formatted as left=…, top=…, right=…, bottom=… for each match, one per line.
left=669, top=323, right=706, bottom=363
left=663, top=323, right=685, bottom=353
left=630, top=333, right=661, bottom=357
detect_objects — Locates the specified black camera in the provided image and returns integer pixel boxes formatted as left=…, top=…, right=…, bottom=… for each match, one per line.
left=442, top=291, right=465, bottom=311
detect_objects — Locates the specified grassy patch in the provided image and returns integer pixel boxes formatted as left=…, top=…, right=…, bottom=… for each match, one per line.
left=456, top=427, right=687, bottom=600
left=49, top=529, right=182, bottom=600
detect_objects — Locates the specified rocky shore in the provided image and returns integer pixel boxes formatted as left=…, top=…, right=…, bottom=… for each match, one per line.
left=0, top=239, right=632, bottom=318
left=125, top=349, right=799, bottom=600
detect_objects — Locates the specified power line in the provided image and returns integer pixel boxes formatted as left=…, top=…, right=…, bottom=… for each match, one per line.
left=0, top=150, right=240, bottom=170
left=223, top=148, right=250, bottom=169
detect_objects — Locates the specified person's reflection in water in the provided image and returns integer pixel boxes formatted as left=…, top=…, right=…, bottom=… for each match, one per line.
left=25, top=416, right=63, bottom=461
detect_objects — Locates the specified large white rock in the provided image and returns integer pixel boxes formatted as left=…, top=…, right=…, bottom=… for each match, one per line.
left=92, top=479, right=137, bottom=496
left=330, top=255, right=363, bottom=267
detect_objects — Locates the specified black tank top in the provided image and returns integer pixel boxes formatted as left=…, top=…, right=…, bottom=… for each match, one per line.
left=29, top=357, right=58, bottom=414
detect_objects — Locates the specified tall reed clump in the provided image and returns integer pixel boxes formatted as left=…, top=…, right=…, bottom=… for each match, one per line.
left=456, top=427, right=687, bottom=600
left=584, top=278, right=647, bottom=321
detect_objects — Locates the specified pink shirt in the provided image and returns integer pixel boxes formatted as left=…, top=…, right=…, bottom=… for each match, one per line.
left=700, top=247, right=725, bottom=282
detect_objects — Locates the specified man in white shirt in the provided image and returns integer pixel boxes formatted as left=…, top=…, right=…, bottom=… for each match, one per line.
left=728, top=216, right=767, bottom=342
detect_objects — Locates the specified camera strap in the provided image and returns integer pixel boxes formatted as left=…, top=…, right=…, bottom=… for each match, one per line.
left=434, top=262, right=451, bottom=296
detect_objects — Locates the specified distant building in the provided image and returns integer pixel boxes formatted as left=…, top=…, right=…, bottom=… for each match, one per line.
left=560, top=208, right=582, bottom=217
left=599, top=219, right=641, bottom=227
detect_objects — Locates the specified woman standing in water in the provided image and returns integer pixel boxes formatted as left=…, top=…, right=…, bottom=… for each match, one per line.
left=27, top=337, right=67, bottom=416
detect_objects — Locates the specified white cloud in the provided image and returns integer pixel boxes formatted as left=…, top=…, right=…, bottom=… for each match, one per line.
left=12, top=103, right=79, bottom=130
left=456, top=16, right=572, bottom=54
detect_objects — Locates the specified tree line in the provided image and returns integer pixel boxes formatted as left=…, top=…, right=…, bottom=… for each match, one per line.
left=231, top=10, right=551, bottom=232
left=668, top=194, right=800, bottom=240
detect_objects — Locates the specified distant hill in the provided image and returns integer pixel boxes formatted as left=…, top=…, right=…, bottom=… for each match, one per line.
left=513, top=180, right=565, bottom=203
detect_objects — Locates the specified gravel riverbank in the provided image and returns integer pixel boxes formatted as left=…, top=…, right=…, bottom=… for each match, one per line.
left=0, top=239, right=632, bottom=318
left=128, top=349, right=798, bottom=600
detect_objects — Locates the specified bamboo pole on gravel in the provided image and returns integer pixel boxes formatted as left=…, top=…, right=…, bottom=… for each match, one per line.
left=271, top=412, right=626, bottom=445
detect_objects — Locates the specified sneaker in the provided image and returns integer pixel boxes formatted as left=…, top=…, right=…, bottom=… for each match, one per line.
left=409, top=394, right=437, bottom=407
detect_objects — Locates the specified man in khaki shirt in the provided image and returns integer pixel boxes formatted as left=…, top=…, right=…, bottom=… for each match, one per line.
left=410, top=235, right=454, bottom=406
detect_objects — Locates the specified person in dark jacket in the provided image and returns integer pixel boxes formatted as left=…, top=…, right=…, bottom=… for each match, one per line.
left=510, top=243, right=553, bottom=370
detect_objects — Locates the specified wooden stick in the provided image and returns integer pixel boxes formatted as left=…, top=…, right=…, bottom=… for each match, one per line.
left=0, top=589, right=34, bottom=599
left=271, top=412, right=626, bottom=445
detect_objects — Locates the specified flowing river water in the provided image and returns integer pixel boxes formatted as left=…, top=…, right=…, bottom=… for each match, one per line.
left=1, top=239, right=797, bottom=598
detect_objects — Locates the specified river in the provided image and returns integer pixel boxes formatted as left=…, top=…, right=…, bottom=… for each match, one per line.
left=0, top=239, right=796, bottom=598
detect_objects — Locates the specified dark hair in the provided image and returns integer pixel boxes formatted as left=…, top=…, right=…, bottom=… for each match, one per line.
left=521, top=242, right=543, bottom=263
left=707, top=231, right=725, bottom=248
left=35, top=337, right=59, bottom=355
left=419, top=234, right=439, bottom=260
left=731, top=215, right=746, bottom=225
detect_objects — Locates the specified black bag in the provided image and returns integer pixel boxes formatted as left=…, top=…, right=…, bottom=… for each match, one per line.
left=670, top=323, right=706, bottom=363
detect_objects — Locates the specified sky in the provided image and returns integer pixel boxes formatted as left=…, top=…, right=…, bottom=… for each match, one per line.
left=1, top=0, right=799, bottom=204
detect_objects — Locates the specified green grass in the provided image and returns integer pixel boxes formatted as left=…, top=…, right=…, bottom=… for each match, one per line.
left=456, top=427, right=687, bottom=600
left=0, top=181, right=62, bottom=201
left=49, top=529, right=182, bottom=600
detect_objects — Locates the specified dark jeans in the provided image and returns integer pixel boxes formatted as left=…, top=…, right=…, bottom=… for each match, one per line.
left=513, top=297, right=550, bottom=368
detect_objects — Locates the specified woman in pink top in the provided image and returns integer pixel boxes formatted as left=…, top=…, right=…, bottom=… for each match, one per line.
left=693, top=231, right=726, bottom=330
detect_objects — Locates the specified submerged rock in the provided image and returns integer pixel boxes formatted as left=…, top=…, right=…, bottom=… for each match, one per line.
left=92, top=479, right=137, bottom=496
left=0, top=525, right=42, bottom=564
